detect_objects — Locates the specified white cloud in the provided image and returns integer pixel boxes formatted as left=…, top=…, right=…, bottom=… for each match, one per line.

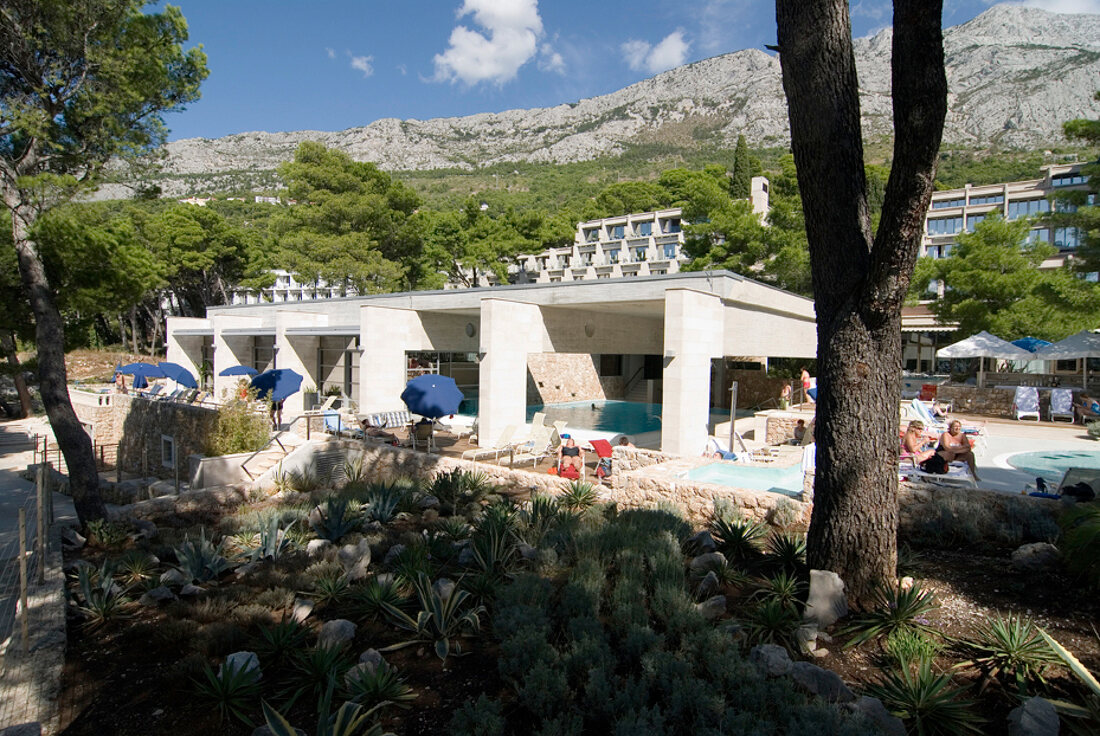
left=348, top=53, right=374, bottom=77
left=396, top=63, right=407, bottom=76
left=621, top=30, right=691, bottom=75
left=326, top=47, right=336, bottom=60
left=1019, top=0, right=1100, bottom=12
left=537, top=41, right=565, bottom=74
left=433, top=0, right=545, bottom=85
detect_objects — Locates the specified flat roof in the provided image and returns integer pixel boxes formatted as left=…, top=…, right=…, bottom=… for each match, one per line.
left=284, top=325, right=360, bottom=337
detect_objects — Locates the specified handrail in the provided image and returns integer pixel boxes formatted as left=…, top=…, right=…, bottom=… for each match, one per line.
left=240, top=414, right=311, bottom=480
left=623, top=366, right=646, bottom=396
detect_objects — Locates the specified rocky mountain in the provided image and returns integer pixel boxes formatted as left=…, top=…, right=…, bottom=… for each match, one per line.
left=153, top=5, right=1100, bottom=194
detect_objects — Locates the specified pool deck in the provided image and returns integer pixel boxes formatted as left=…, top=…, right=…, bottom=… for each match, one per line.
left=961, top=414, right=1097, bottom=494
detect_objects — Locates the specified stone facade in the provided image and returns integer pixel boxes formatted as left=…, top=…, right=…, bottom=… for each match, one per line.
left=526, top=352, right=622, bottom=404
left=765, top=411, right=815, bottom=444
left=722, top=370, right=794, bottom=410
left=937, top=385, right=1063, bottom=419
left=71, top=391, right=219, bottom=478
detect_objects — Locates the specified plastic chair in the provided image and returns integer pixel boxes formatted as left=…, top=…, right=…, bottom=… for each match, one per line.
left=1013, top=386, right=1040, bottom=421
left=1049, top=388, right=1074, bottom=423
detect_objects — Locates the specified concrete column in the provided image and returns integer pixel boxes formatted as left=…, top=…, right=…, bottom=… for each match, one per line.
left=211, top=315, right=262, bottom=403
left=274, top=311, right=327, bottom=421
left=661, top=289, right=724, bottom=455
left=479, top=299, right=541, bottom=448
left=360, top=305, right=421, bottom=413
left=165, top=317, right=209, bottom=389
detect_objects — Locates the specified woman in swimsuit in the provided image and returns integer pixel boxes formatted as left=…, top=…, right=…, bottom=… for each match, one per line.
left=558, top=436, right=584, bottom=472
left=937, top=419, right=979, bottom=479
left=902, top=420, right=941, bottom=465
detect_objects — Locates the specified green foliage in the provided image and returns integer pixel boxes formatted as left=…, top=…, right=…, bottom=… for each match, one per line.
left=194, top=658, right=261, bottom=727
left=956, top=614, right=1059, bottom=695
left=424, top=469, right=491, bottom=515
left=710, top=514, right=766, bottom=565
left=449, top=694, right=506, bottom=736
left=1088, top=421, right=1100, bottom=440
left=254, top=618, right=311, bottom=668
left=205, top=398, right=270, bottom=456
left=381, top=572, right=486, bottom=661
left=114, top=550, right=159, bottom=591
left=867, top=663, right=984, bottom=736
left=85, top=518, right=130, bottom=549
left=1060, top=496, right=1100, bottom=588
left=310, top=573, right=352, bottom=608
left=884, top=628, right=942, bottom=670
left=841, top=582, right=940, bottom=647
left=1038, top=627, right=1100, bottom=730
left=343, top=659, right=416, bottom=710
left=240, top=516, right=295, bottom=562
left=310, top=499, right=359, bottom=543
left=911, top=215, right=1100, bottom=340
left=752, top=571, right=807, bottom=608
left=351, top=576, right=405, bottom=621
left=261, top=695, right=389, bottom=736
left=290, top=467, right=324, bottom=494
left=284, top=645, right=355, bottom=711
left=361, top=482, right=406, bottom=524
left=173, top=530, right=231, bottom=584
left=558, top=481, right=598, bottom=512
left=730, top=135, right=753, bottom=199
left=763, top=533, right=808, bottom=574
left=743, top=598, right=802, bottom=651
left=73, top=560, right=131, bottom=629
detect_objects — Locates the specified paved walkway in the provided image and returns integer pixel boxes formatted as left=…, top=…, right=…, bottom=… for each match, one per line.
left=0, top=418, right=76, bottom=645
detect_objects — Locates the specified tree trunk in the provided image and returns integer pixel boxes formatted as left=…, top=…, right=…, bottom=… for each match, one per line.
left=775, top=0, right=946, bottom=606
left=0, top=330, right=32, bottom=418
left=118, top=313, right=129, bottom=353
left=7, top=202, right=107, bottom=523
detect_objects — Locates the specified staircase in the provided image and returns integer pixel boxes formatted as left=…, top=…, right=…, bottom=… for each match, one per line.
left=241, top=432, right=306, bottom=480
left=625, top=380, right=653, bottom=404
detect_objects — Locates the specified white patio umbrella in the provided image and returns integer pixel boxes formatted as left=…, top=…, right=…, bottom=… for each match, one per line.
left=1034, top=330, right=1100, bottom=389
left=935, top=330, right=1034, bottom=387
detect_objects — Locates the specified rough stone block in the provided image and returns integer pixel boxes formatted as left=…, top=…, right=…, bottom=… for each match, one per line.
left=803, top=569, right=847, bottom=628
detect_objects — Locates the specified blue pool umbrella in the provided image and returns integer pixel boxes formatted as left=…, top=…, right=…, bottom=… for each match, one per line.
left=117, top=362, right=165, bottom=379
left=401, top=374, right=464, bottom=419
left=158, top=361, right=198, bottom=388
left=132, top=374, right=148, bottom=389
left=1012, top=337, right=1052, bottom=353
left=250, top=369, right=304, bottom=402
left=219, top=365, right=259, bottom=377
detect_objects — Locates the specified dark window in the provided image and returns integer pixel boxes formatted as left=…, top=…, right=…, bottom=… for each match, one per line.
left=599, top=354, right=623, bottom=376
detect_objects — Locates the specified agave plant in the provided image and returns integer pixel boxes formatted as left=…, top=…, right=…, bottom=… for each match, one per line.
left=310, top=574, right=352, bottom=607
left=344, top=659, right=416, bottom=709
left=956, top=614, right=1060, bottom=695
left=342, top=454, right=366, bottom=485
left=1037, top=628, right=1100, bottom=733
left=381, top=572, right=486, bottom=661
left=194, top=657, right=262, bottom=726
left=362, top=483, right=405, bottom=524
left=261, top=686, right=389, bottom=736
left=241, top=517, right=296, bottom=562
left=434, top=516, right=472, bottom=541
left=559, top=481, right=599, bottom=512
left=74, top=560, right=131, bottom=629
left=352, top=576, right=405, bottom=620
left=173, top=529, right=232, bottom=584
left=763, top=533, right=807, bottom=574
left=311, top=498, right=360, bottom=543
left=710, top=515, right=766, bottom=565
left=425, top=469, right=491, bottom=514
left=743, top=598, right=802, bottom=652
left=289, top=467, right=323, bottom=494
left=841, top=581, right=940, bottom=648
left=516, top=494, right=560, bottom=547
left=752, top=570, right=807, bottom=609
left=114, top=551, right=159, bottom=591
left=254, top=618, right=311, bottom=668
left=282, top=644, right=354, bottom=710
left=867, top=662, right=984, bottom=736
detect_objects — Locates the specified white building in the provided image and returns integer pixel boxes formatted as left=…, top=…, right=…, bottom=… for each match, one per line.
left=230, top=270, right=348, bottom=305
left=168, top=271, right=816, bottom=456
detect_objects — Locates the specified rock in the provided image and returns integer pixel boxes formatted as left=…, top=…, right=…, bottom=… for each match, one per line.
left=383, top=544, right=406, bottom=568
left=696, top=570, right=720, bottom=599
left=790, top=661, right=856, bottom=703
left=374, top=573, right=396, bottom=588
left=421, top=508, right=439, bottom=523
left=307, top=539, right=334, bottom=559
left=358, top=648, right=384, bottom=670
left=686, top=530, right=717, bottom=554
left=0, top=723, right=42, bottom=736
left=899, top=576, right=914, bottom=591
left=318, top=619, right=356, bottom=649
left=847, top=697, right=905, bottom=736
left=516, top=543, right=538, bottom=561
left=1007, top=696, right=1060, bottom=736
left=363, top=520, right=385, bottom=533
left=432, top=578, right=456, bottom=601
left=338, top=539, right=372, bottom=581
left=60, top=527, right=86, bottom=550
left=221, top=651, right=261, bottom=681
left=803, top=569, right=848, bottom=628
left=419, top=495, right=440, bottom=510
left=695, top=595, right=726, bottom=620
left=131, top=519, right=158, bottom=539
left=291, top=598, right=314, bottom=623
left=139, top=586, right=176, bottom=606
left=1011, top=543, right=1061, bottom=573
left=344, top=661, right=376, bottom=688
left=147, top=479, right=178, bottom=497
left=160, top=568, right=190, bottom=587
left=797, top=625, right=820, bottom=655
left=235, top=562, right=261, bottom=578
left=457, top=546, right=476, bottom=566
left=750, top=644, right=792, bottom=677
left=180, top=584, right=205, bottom=597
left=688, top=552, right=727, bottom=572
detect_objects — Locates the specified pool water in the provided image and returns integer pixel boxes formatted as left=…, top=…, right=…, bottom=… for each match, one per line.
left=1007, top=450, right=1100, bottom=484
left=528, top=400, right=736, bottom=436
left=686, top=463, right=805, bottom=497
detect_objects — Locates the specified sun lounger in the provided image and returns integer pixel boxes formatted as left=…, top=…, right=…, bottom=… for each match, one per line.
left=324, top=410, right=362, bottom=439
left=510, top=424, right=553, bottom=466
left=1049, top=388, right=1074, bottom=423
left=461, top=425, right=517, bottom=462
left=1013, top=386, right=1040, bottom=421
left=900, top=460, right=977, bottom=489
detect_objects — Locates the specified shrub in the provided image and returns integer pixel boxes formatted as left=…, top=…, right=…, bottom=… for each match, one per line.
left=884, top=628, right=941, bottom=670
left=205, top=397, right=270, bottom=456
left=1060, top=503, right=1100, bottom=588
left=1087, top=420, right=1100, bottom=439
left=956, top=614, right=1060, bottom=696
left=743, top=598, right=802, bottom=652
left=752, top=570, right=807, bottom=608
left=254, top=618, right=311, bottom=667
left=361, top=482, right=406, bottom=524
left=351, top=576, right=404, bottom=620
left=767, top=497, right=802, bottom=529
left=425, top=469, right=491, bottom=514
left=867, top=663, right=984, bottom=736
left=283, top=645, right=354, bottom=710
left=240, top=517, right=295, bottom=562
left=310, top=498, right=359, bottom=543
left=85, top=519, right=130, bottom=549
left=517, top=494, right=560, bottom=547
left=310, top=574, right=352, bottom=607
left=449, top=694, right=505, bottom=736
left=173, top=529, right=231, bottom=583
left=711, top=515, right=766, bottom=565
left=260, top=692, right=388, bottom=736
left=762, top=533, right=807, bottom=574
left=115, top=550, right=159, bottom=591
left=73, top=560, right=131, bottom=629
left=841, top=581, right=939, bottom=647
left=343, top=659, right=416, bottom=710
left=289, top=467, right=324, bottom=494
left=559, top=481, right=598, bottom=512
left=435, top=516, right=472, bottom=540
left=381, top=572, right=486, bottom=661
left=194, top=658, right=261, bottom=726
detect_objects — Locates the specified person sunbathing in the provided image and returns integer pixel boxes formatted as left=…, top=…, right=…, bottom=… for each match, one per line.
left=558, top=436, right=585, bottom=472
left=937, top=419, right=979, bottom=480
left=902, top=420, right=946, bottom=467
left=1076, top=393, right=1100, bottom=423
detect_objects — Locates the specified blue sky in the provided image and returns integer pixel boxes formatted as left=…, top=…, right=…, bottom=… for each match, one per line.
left=162, top=0, right=1100, bottom=141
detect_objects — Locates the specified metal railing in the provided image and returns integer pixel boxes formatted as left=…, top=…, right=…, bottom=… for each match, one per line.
left=31, top=435, right=119, bottom=476
left=240, top=413, right=316, bottom=480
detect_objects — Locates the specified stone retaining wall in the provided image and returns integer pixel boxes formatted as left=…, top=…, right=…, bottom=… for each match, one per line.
left=765, top=412, right=814, bottom=444
left=612, top=471, right=814, bottom=526
left=937, top=385, right=1017, bottom=418
left=527, top=353, right=619, bottom=405
left=723, top=370, right=793, bottom=409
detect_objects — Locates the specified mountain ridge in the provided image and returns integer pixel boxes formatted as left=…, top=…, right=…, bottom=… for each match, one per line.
left=150, top=5, right=1100, bottom=195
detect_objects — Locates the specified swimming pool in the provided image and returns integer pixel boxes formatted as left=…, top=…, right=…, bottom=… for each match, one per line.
left=1007, top=450, right=1100, bottom=484
left=528, top=400, right=736, bottom=436
left=685, top=462, right=805, bottom=498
